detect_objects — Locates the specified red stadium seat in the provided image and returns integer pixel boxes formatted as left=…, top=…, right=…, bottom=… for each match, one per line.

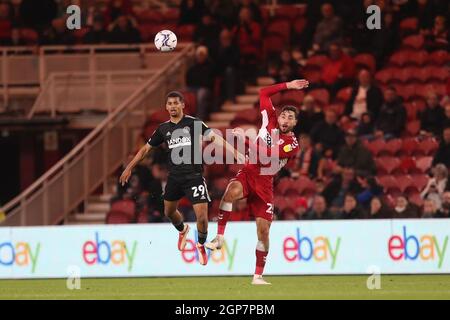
left=409, top=193, right=424, bottom=207
left=281, top=90, right=304, bottom=106
left=399, top=156, right=417, bottom=173
left=410, top=174, right=429, bottom=192
left=267, top=19, right=291, bottom=42
left=149, top=110, right=170, bottom=123
left=275, top=177, right=293, bottom=195
left=417, top=138, right=439, bottom=156
left=396, top=175, right=414, bottom=193
left=367, top=139, right=386, bottom=156
left=389, top=50, right=413, bottom=67
left=354, top=53, right=376, bottom=73
left=181, top=91, right=197, bottom=115
left=406, top=120, right=421, bottom=136
left=335, top=86, right=353, bottom=103
left=106, top=210, right=132, bottom=224
left=263, top=35, right=286, bottom=58
left=427, top=50, right=449, bottom=66
left=399, top=17, right=418, bottom=32
left=293, top=17, right=307, bottom=34
left=404, top=103, right=418, bottom=120
left=308, top=88, right=330, bottom=106
left=425, top=66, right=448, bottom=82
left=377, top=175, right=399, bottom=192
left=384, top=138, right=402, bottom=156
left=274, top=195, right=290, bottom=211
left=305, top=55, right=330, bottom=70
left=111, top=199, right=136, bottom=219
left=415, top=156, right=433, bottom=173
left=375, top=68, right=394, bottom=85
left=408, top=50, right=429, bottom=66
left=136, top=210, right=149, bottom=223
left=402, top=34, right=424, bottom=50
left=376, top=157, right=401, bottom=175
left=303, top=69, right=322, bottom=84
left=400, top=137, right=419, bottom=156
left=176, top=24, right=196, bottom=41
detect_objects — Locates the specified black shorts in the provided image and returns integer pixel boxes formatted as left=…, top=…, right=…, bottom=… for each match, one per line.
left=164, top=174, right=211, bottom=204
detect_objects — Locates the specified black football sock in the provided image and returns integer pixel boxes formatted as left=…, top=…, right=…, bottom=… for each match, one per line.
left=173, top=221, right=185, bottom=232
left=197, top=231, right=207, bottom=245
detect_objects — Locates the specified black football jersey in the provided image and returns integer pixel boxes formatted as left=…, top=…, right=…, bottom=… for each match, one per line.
left=147, top=115, right=211, bottom=177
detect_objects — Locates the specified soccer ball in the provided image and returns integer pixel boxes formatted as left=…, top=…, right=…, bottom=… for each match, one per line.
left=154, top=30, right=177, bottom=52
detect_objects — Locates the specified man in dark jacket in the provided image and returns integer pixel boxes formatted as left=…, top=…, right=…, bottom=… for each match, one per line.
left=344, top=69, right=383, bottom=121
left=322, top=167, right=362, bottom=209
left=375, top=87, right=406, bottom=139
left=337, top=129, right=376, bottom=174
left=433, top=126, right=450, bottom=168
left=310, top=109, right=345, bottom=156
left=420, top=92, right=445, bottom=136
left=306, top=195, right=334, bottom=220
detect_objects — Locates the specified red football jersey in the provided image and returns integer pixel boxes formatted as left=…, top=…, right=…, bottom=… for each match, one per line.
left=244, top=82, right=299, bottom=178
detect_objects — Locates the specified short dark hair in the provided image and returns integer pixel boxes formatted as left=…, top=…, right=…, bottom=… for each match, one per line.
left=281, top=105, right=299, bottom=118
left=166, top=91, right=184, bottom=103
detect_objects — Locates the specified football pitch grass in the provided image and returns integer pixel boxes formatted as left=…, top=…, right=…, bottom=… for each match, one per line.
left=0, top=275, right=449, bottom=300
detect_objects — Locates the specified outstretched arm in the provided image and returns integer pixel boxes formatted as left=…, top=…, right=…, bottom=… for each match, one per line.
left=259, top=79, right=309, bottom=113
left=119, top=144, right=152, bottom=186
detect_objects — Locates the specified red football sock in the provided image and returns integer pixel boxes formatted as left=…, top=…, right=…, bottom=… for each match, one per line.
left=217, top=209, right=231, bottom=235
left=255, top=249, right=268, bottom=276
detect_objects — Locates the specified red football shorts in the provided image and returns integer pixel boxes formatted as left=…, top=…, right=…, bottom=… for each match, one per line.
left=231, top=167, right=274, bottom=221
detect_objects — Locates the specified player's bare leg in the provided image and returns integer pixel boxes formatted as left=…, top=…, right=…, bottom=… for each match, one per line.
left=252, top=217, right=271, bottom=285
left=192, top=202, right=209, bottom=265
left=205, top=180, right=244, bottom=250
left=164, top=200, right=190, bottom=251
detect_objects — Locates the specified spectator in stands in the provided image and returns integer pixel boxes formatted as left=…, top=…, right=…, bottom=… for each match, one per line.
left=421, top=164, right=449, bottom=208
left=179, top=0, right=205, bottom=25
left=375, top=87, right=406, bottom=139
left=433, top=126, right=450, bottom=168
left=214, top=28, right=240, bottom=104
left=436, top=191, right=450, bottom=218
left=443, top=103, right=450, bottom=130
left=194, top=12, right=220, bottom=55
left=423, top=15, right=449, bottom=51
left=310, top=109, right=345, bottom=157
left=337, top=193, right=367, bottom=219
left=311, top=3, right=343, bottom=53
left=232, top=7, right=262, bottom=83
left=356, top=112, right=375, bottom=139
left=186, top=46, right=215, bottom=119
left=355, top=175, right=383, bottom=208
left=344, top=69, right=383, bottom=122
left=108, top=15, right=141, bottom=44
left=208, top=0, right=238, bottom=28
left=291, top=134, right=320, bottom=179
left=83, top=18, right=108, bottom=44
left=40, top=18, right=76, bottom=45
left=291, top=197, right=309, bottom=220
left=19, top=0, right=57, bottom=30
left=422, top=199, right=441, bottom=218
left=294, top=95, right=324, bottom=136
left=393, top=195, right=420, bottom=218
left=371, top=11, right=398, bottom=66
left=268, top=49, right=301, bottom=83
left=237, top=0, right=262, bottom=24
left=105, top=0, right=134, bottom=26
left=0, top=3, right=12, bottom=44
left=321, top=43, right=356, bottom=96
left=317, top=149, right=337, bottom=181
left=420, top=92, right=444, bottom=137
left=322, top=167, right=362, bottom=211
left=306, top=195, right=334, bottom=220
left=336, top=129, right=377, bottom=175
left=367, top=196, right=394, bottom=219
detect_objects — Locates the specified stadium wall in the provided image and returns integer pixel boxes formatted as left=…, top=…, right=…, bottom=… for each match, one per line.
left=0, top=220, right=449, bottom=279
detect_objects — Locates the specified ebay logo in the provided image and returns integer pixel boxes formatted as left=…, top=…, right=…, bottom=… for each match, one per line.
left=82, top=232, right=137, bottom=271
left=0, top=241, right=40, bottom=273
left=283, top=228, right=341, bottom=268
left=388, top=226, right=448, bottom=268
left=181, top=231, right=237, bottom=270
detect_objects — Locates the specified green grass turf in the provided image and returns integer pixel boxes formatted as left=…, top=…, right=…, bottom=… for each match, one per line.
left=0, top=275, right=449, bottom=300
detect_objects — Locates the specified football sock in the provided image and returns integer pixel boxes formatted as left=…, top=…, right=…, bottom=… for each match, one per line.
left=255, top=241, right=268, bottom=276
left=218, top=202, right=232, bottom=235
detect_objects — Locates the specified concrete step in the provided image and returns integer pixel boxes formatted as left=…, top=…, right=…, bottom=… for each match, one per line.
left=221, top=103, right=255, bottom=112
left=246, top=86, right=263, bottom=95
left=236, top=94, right=258, bottom=104
left=209, top=112, right=236, bottom=121
left=206, top=120, right=231, bottom=128
left=88, top=193, right=113, bottom=203
left=257, top=77, right=276, bottom=86
left=85, top=202, right=110, bottom=213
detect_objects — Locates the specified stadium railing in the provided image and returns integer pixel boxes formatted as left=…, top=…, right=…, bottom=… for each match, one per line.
left=0, top=42, right=195, bottom=226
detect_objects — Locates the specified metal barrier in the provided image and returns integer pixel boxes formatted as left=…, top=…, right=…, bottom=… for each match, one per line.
left=0, top=43, right=195, bottom=226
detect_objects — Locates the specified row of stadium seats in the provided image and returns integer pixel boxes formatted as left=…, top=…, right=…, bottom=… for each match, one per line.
left=364, top=138, right=439, bottom=157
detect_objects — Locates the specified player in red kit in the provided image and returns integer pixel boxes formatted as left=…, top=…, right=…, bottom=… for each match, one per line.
left=205, top=79, right=309, bottom=284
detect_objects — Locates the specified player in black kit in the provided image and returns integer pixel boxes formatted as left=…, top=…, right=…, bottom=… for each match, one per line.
left=120, top=91, right=243, bottom=265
